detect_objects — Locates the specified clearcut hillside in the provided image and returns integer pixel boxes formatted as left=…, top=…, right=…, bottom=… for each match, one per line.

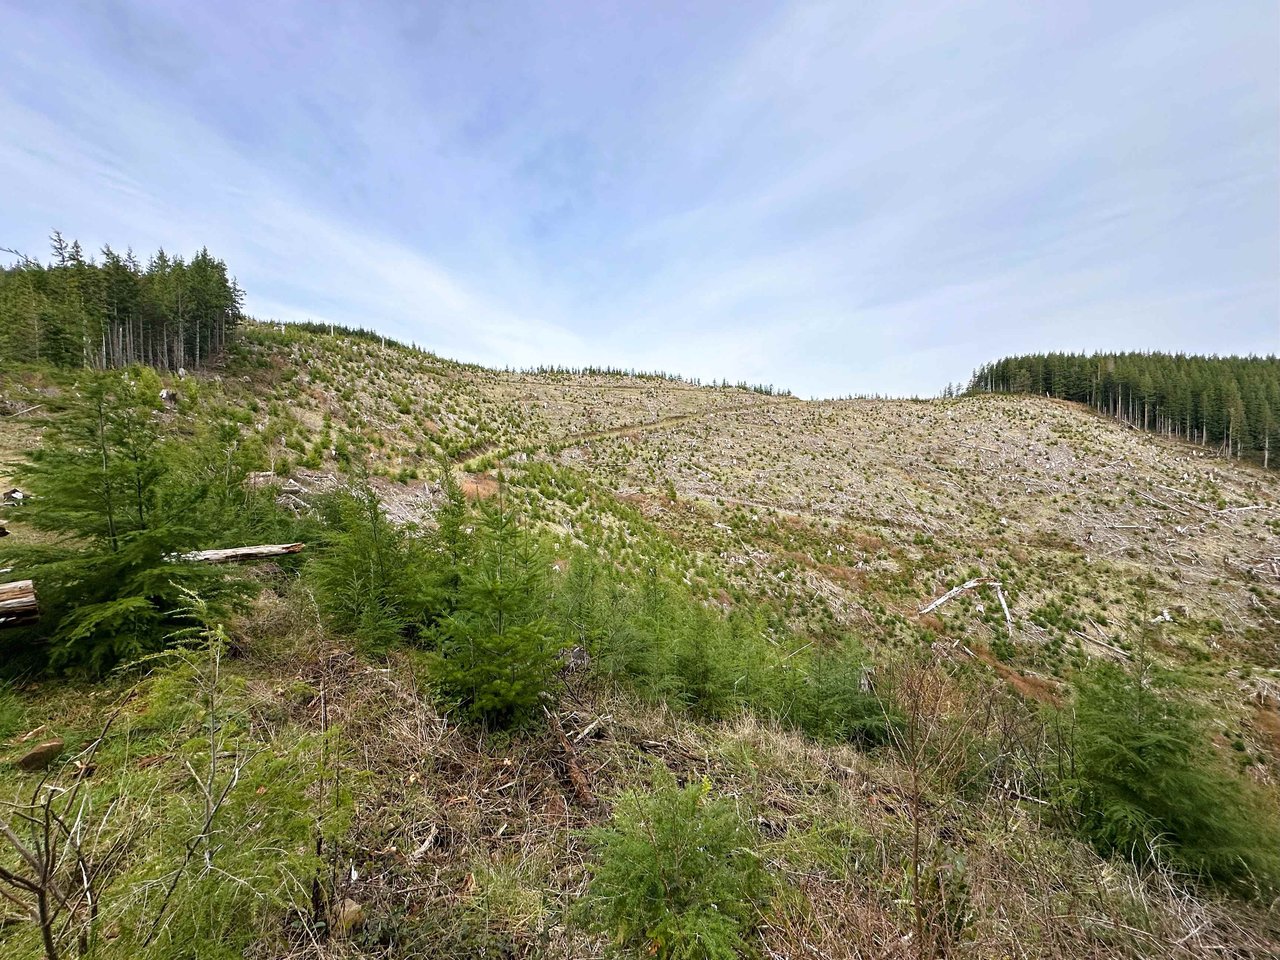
left=2, top=322, right=1278, bottom=960
left=220, top=324, right=1280, bottom=679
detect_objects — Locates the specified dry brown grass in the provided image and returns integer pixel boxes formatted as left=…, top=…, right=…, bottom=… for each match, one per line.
left=225, top=616, right=1278, bottom=959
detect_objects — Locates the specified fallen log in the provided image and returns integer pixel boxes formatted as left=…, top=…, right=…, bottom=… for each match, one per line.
left=0, top=580, right=38, bottom=628
left=993, top=581, right=1014, bottom=638
left=919, top=577, right=996, bottom=615
left=177, top=543, right=306, bottom=564
left=918, top=576, right=1016, bottom=640
left=0, top=545, right=307, bottom=627
left=1072, top=629, right=1131, bottom=661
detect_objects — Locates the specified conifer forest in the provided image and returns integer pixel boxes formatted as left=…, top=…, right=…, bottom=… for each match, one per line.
left=967, top=353, right=1280, bottom=466
left=0, top=233, right=242, bottom=372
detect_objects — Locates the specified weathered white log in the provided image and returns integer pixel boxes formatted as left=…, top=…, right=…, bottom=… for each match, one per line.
left=993, top=581, right=1014, bottom=638
left=918, top=576, right=1016, bottom=639
left=177, top=543, right=306, bottom=564
left=1072, top=629, right=1131, bottom=661
left=0, top=580, right=38, bottom=627
left=919, top=577, right=995, bottom=615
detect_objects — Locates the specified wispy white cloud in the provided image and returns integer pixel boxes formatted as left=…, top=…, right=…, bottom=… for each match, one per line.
left=0, top=0, right=1275, bottom=396
left=0, top=5, right=589, bottom=370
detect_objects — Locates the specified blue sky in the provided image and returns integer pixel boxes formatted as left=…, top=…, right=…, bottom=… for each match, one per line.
left=1, top=1, right=1276, bottom=396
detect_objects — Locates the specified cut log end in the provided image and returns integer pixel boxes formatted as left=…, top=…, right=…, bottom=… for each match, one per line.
left=0, top=579, right=39, bottom=628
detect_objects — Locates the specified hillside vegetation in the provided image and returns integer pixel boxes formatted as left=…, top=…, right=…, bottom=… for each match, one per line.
left=1, top=322, right=1278, bottom=959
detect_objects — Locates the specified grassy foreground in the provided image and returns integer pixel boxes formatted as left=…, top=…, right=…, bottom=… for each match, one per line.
left=1, top=329, right=1278, bottom=959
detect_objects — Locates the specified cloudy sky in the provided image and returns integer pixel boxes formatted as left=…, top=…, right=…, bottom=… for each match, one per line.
left=1, top=1, right=1276, bottom=396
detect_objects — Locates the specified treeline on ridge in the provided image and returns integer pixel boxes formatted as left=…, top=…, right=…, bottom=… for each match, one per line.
left=0, top=232, right=243, bottom=371
left=519, top=362, right=793, bottom=395
left=270, top=319, right=431, bottom=353
left=967, top=352, right=1280, bottom=466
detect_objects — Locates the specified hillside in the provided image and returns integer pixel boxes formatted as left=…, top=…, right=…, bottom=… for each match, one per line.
left=215, top=326, right=1280, bottom=671
left=1, top=324, right=1278, bottom=959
